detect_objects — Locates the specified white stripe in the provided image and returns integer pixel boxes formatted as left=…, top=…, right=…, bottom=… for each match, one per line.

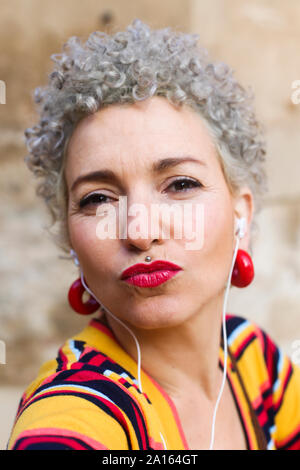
left=68, top=340, right=81, bottom=361
left=36, top=384, right=116, bottom=404
left=227, top=320, right=250, bottom=346
left=267, top=439, right=274, bottom=450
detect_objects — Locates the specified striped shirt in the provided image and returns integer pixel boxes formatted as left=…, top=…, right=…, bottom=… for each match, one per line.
left=7, top=314, right=300, bottom=450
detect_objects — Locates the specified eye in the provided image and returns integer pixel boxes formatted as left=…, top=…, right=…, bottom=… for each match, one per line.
left=79, top=192, right=115, bottom=209
left=166, top=177, right=203, bottom=193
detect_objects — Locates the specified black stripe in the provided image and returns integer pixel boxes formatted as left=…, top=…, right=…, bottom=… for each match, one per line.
left=234, top=334, right=256, bottom=361
left=273, top=364, right=293, bottom=415
left=18, top=374, right=150, bottom=449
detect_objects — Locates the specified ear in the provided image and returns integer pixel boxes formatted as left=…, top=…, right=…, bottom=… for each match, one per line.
left=233, top=186, right=254, bottom=251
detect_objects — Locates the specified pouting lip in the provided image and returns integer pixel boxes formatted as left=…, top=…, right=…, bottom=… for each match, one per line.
left=120, top=260, right=182, bottom=280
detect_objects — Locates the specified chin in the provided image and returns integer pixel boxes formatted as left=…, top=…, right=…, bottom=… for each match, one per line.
left=118, top=297, right=189, bottom=330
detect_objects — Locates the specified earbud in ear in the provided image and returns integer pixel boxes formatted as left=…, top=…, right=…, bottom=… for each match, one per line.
left=70, top=249, right=80, bottom=267
left=236, top=217, right=246, bottom=240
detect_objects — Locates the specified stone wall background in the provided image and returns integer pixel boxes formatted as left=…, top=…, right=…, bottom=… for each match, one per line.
left=0, top=0, right=300, bottom=449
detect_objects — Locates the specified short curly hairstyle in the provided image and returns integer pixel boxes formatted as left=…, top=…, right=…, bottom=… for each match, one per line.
left=24, top=18, right=268, bottom=255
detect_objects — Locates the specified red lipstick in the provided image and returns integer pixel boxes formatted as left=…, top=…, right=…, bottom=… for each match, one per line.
left=120, top=260, right=182, bottom=288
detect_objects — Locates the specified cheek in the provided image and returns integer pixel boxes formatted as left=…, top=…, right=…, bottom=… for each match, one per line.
left=182, top=197, right=233, bottom=248
left=186, top=196, right=235, bottom=282
left=68, top=217, right=107, bottom=268
left=68, top=216, right=94, bottom=249
left=203, top=190, right=234, bottom=245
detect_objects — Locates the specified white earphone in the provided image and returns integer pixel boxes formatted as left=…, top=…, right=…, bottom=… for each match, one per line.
left=236, top=216, right=246, bottom=240
left=69, top=216, right=246, bottom=450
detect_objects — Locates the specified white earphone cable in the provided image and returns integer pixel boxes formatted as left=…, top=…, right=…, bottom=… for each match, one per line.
left=79, top=268, right=144, bottom=395
left=70, top=220, right=242, bottom=451
left=208, top=231, right=240, bottom=450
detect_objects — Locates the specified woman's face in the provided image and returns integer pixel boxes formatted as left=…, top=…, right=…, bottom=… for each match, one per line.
left=65, top=96, right=252, bottom=329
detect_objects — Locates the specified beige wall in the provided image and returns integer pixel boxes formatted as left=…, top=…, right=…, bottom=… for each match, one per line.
left=189, top=0, right=300, bottom=353
left=0, top=1, right=299, bottom=444
left=0, top=0, right=190, bottom=447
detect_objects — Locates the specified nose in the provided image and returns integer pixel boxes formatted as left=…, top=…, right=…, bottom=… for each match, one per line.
left=119, top=190, right=165, bottom=253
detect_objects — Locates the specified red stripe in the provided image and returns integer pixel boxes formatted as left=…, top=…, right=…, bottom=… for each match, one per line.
left=257, top=407, right=268, bottom=427
left=131, top=383, right=141, bottom=392
left=286, top=439, right=300, bottom=450
left=64, top=370, right=105, bottom=382
left=265, top=335, right=277, bottom=381
left=225, top=313, right=235, bottom=320
left=263, top=393, right=273, bottom=410
left=275, top=423, right=300, bottom=449
left=71, top=345, right=109, bottom=368
left=148, top=436, right=164, bottom=450
left=58, top=346, right=68, bottom=370
left=132, top=402, right=147, bottom=449
left=87, top=353, right=110, bottom=367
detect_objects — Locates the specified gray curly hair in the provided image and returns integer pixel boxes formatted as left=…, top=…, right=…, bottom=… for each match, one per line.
left=24, top=18, right=267, bottom=255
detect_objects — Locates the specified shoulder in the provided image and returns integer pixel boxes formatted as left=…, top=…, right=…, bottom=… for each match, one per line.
left=8, top=337, right=136, bottom=450
left=226, top=313, right=292, bottom=391
left=226, top=313, right=300, bottom=449
left=226, top=313, right=275, bottom=362
left=226, top=313, right=296, bottom=384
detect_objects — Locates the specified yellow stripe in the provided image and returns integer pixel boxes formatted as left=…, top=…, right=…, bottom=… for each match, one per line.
left=236, top=339, right=269, bottom=402
left=219, top=346, right=259, bottom=449
left=228, top=324, right=255, bottom=353
left=8, top=394, right=129, bottom=450
left=274, top=362, right=300, bottom=444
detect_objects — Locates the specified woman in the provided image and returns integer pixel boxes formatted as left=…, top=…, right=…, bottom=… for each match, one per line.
left=8, top=19, right=300, bottom=450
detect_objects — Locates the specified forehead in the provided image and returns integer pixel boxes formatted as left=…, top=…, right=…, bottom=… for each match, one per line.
left=65, top=96, right=218, bottom=174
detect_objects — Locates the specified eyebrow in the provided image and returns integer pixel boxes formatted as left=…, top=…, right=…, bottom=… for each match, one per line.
left=70, top=155, right=207, bottom=193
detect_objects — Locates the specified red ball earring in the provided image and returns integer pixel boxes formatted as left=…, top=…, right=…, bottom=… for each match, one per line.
left=231, top=249, right=254, bottom=288
left=68, top=277, right=100, bottom=315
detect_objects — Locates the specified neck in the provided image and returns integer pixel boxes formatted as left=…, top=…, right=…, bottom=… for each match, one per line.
left=101, top=293, right=226, bottom=403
